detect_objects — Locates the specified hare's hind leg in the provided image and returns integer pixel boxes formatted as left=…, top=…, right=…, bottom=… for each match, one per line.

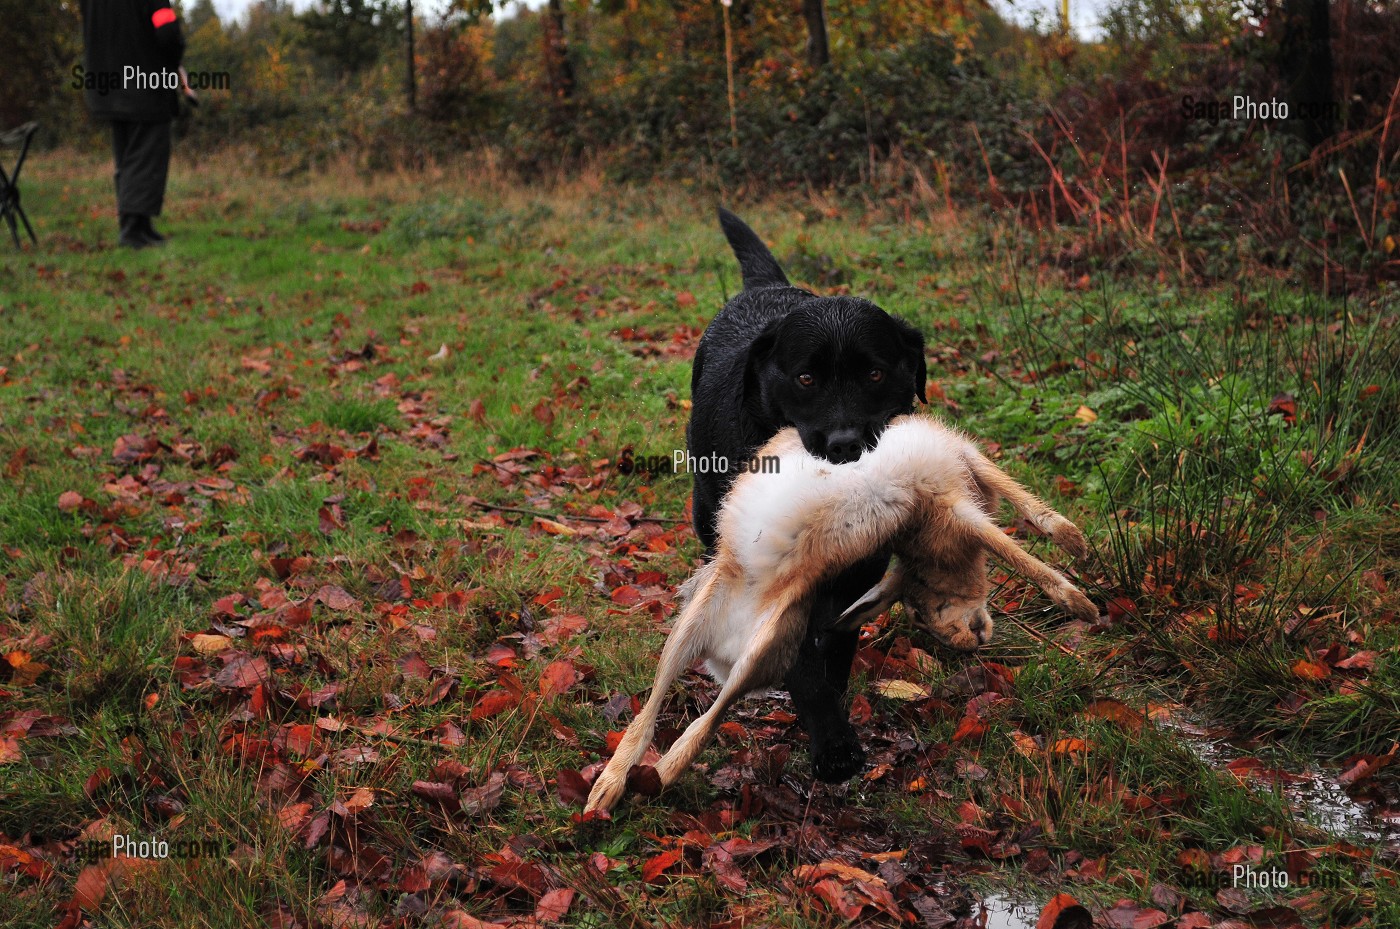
left=651, top=597, right=807, bottom=788
left=962, top=509, right=1097, bottom=622
left=585, top=564, right=722, bottom=814
left=963, top=450, right=1088, bottom=559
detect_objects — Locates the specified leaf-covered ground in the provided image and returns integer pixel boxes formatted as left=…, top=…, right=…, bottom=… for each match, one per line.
left=1, top=153, right=1398, bottom=929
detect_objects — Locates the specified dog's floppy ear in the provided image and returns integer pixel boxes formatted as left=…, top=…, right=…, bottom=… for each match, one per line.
left=833, top=565, right=907, bottom=630
left=742, top=318, right=784, bottom=405
left=895, top=316, right=928, bottom=404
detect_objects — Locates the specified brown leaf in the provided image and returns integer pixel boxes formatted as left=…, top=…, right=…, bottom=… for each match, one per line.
left=1102, top=900, right=1170, bottom=929
left=461, top=772, right=507, bottom=816
left=1215, top=887, right=1251, bottom=914
left=315, top=585, right=360, bottom=612
left=58, top=491, right=86, bottom=513
left=412, top=781, right=457, bottom=805
left=538, top=659, right=578, bottom=699
left=342, top=787, right=375, bottom=814
left=278, top=801, right=313, bottom=831
left=533, top=517, right=575, bottom=536
left=318, top=504, right=346, bottom=534
left=1083, top=698, right=1146, bottom=733
left=534, top=888, right=574, bottom=923
left=212, top=654, right=270, bottom=690
left=0, top=738, right=21, bottom=764
left=189, top=633, right=231, bottom=655
left=625, top=765, right=663, bottom=797
left=72, top=864, right=110, bottom=911
left=1334, top=650, right=1377, bottom=672
left=303, top=810, right=332, bottom=848
left=83, top=767, right=114, bottom=799
left=1051, top=738, right=1090, bottom=755
left=1337, top=754, right=1389, bottom=787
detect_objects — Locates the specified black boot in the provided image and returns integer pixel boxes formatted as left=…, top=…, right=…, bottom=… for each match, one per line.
left=137, top=216, right=167, bottom=244
left=118, top=213, right=151, bottom=249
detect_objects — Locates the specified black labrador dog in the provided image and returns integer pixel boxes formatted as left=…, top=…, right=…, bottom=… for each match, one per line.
left=686, top=208, right=927, bottom=782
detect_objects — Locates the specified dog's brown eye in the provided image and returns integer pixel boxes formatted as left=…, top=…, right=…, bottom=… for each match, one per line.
left=869, top=368, right=885, bottom=383
left=796, top=373, right=814, bottom=388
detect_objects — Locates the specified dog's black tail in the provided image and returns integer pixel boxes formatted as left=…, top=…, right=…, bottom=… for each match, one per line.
left=718, top=207, right=789, bottom=290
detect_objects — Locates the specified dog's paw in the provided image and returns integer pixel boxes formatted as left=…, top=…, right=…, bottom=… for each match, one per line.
left=811, top=734, right=866, bottom=783
left=584, top=771, right=627, bottom=815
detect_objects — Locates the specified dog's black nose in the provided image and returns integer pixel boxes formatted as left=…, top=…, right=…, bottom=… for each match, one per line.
left=824, top=429, right=865, bottom=464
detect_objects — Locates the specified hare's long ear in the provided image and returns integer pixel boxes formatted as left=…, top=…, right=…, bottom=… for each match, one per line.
left=833, top=564, right=907, bottom=630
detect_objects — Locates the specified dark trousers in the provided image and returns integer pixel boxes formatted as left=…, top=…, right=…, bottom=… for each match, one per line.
left=110, top=119, right=171, bottom=217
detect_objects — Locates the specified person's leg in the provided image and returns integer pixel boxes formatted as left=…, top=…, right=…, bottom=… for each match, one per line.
left=110, top=121, right=147, bottom=249
left=117, top=120, right=172, bottom=245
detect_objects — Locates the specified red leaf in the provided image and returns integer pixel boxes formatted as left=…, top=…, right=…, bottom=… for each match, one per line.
left=625, top=765, right=663, bottom=797
left=555, top=768, right=590, bottom=806
left=642, top=849, right=684, bottom=884
left=1036, top=893, right=1092, bottom=929
left=470, top=690, right=519, bottom=721
left=609, top=585, right=641, bottom=606
left=1291, top=658, right=1330, bottom=681
left=953, top=715, right=988, bottom=742
left=811, top=878, right=864, bottom=920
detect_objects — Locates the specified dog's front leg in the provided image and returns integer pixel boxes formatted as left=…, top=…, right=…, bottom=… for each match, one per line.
left=785, top=556, right=885, bottom=782
left=785, top=623, right=863, bottom=782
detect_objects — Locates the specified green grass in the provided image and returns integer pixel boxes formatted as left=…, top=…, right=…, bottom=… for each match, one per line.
left=0, top=149, right=1396, bottom=928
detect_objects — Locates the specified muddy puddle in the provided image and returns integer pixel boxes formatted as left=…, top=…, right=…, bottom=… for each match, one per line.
left=967, top=893, right=1041, bottom=928
left=1158, top=713, right=1400, bottom=849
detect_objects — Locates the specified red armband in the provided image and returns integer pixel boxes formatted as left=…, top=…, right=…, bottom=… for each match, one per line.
left=152, top=7, right=176, bottom=28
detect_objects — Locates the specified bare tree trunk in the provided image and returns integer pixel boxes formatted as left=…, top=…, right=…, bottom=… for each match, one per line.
left=802, top=0, right=829, bottom=69
left=405, top=0, right=416, bottom=111
left=544, top=0, right=576, bottom=100
left=1279, top=0, right=1334, bottom=145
